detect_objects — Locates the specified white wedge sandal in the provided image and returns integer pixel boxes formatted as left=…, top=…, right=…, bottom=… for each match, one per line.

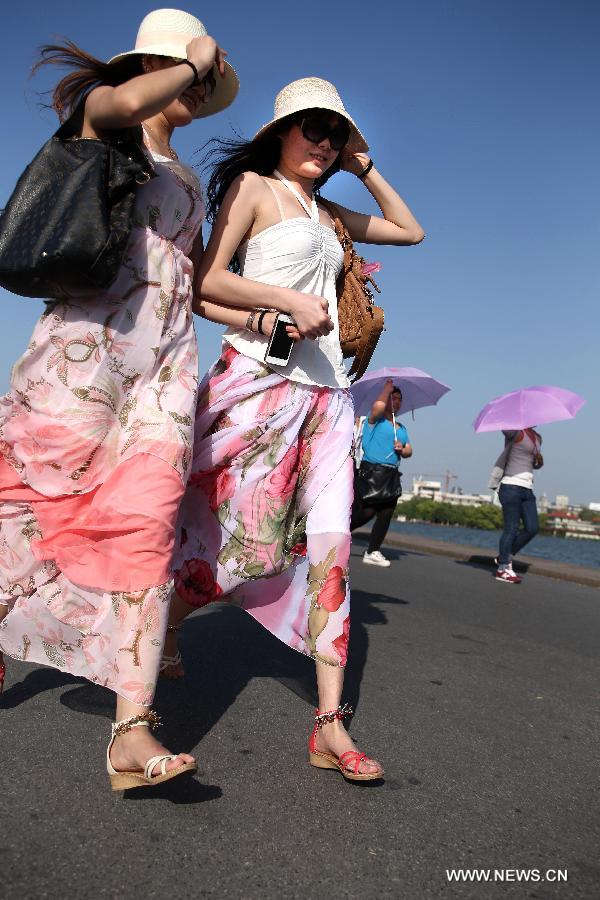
left=107, top=710, right=197, bottom=791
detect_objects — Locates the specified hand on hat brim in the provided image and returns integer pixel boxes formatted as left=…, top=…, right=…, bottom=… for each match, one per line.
left=339, top=149, right=371, bottom=176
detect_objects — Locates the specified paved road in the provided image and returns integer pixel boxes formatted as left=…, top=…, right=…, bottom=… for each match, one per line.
left=1, top=537, right=599, bottom=900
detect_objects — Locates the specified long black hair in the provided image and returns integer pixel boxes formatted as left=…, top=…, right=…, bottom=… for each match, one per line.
left=203, top=110, right=342, bottom=224
left=33, top=39, right=143, bottom=120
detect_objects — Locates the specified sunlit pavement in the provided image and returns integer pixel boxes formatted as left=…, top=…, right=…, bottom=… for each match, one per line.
left=2, top=536, right=598, bottom=899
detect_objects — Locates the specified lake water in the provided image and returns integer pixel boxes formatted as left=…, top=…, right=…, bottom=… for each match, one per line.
left=388, top=520, right=600, bottom=570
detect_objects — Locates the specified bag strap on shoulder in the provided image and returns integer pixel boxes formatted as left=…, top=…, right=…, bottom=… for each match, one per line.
left=317, top=196, right=385, bottom=383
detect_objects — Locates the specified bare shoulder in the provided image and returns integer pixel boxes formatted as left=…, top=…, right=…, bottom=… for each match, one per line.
left=223, top=170, right=267, bottom=210
left=231, top=170, right=264, bottom=195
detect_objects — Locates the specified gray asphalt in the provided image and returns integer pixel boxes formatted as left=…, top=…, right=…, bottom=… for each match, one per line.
left=1, top=536, right=599, bottom=900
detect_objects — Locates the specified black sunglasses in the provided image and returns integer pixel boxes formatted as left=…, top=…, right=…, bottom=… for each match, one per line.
left=298, top=114, right=350, bottom=152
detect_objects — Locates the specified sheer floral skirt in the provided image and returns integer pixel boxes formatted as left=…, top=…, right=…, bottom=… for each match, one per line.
left=172, top=344, right=355, bottom=666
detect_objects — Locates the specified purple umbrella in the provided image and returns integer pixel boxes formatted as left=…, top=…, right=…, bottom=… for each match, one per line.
left=350, top=367, right=451, bottom=417
left=473, top=385, right=586, bottom=433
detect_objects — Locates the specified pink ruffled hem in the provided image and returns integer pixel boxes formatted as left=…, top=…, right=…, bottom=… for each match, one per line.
left=0, top=453, right=183, bottom=592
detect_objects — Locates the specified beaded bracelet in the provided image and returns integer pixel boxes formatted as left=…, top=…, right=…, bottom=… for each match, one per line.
left=245, top=310, right=258, bottom=333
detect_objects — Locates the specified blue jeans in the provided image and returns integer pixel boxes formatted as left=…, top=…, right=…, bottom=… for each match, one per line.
left=498, top=484, right=539, bottom=565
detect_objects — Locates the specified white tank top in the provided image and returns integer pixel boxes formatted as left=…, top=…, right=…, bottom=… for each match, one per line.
left=224, top=171, right=349, bottom=388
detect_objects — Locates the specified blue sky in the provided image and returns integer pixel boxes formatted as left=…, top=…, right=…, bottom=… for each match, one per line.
left=2, top=1, right=598, bottom=504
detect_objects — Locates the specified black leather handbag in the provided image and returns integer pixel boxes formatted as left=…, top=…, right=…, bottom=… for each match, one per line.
left=354, top=460, right=402, bottom=507
left=0, top=105, right=154, bottom=299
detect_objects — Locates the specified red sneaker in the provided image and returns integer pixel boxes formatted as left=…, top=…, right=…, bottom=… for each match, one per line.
left=495, top=568, right=522, bottom=584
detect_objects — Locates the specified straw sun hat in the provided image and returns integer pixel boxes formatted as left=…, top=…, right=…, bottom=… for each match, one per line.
left=253, top=77, right=368, bottom=153
left=108, top=8, right=239, bottom=118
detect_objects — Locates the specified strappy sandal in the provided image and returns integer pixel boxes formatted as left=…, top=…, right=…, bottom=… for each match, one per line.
left=159, top=624, right=184, bottom=679
left=308, top=704, right=384, bottom=782
left=106, top=710, right=197, bottom=791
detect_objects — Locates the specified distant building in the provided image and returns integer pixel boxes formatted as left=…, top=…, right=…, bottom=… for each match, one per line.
left=589, top=502, right=600, bottom=512
left=442, top=490, right=494, bottom=507
left=538, top=493, right=550, bottom=513
left=555, top=495, right=569, bottom=509
left=545, top=512, right=600, bottom=540
left=404, top=478, right=493, bottom=507
left=411, top=478, right=442, bottom=501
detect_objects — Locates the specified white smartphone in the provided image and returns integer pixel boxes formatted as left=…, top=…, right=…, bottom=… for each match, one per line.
left=264, top=313, right=295, bottom=366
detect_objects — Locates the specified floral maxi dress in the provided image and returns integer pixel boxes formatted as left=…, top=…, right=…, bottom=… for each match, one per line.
left=172, top=175, right=356, bottom=668
left=0, top=150, right=203, bottom=705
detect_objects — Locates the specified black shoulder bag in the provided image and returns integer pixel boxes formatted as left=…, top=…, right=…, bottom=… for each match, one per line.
left=0, top=104, right=154, bottom=300
left=354, top=418, right=402, bottom=506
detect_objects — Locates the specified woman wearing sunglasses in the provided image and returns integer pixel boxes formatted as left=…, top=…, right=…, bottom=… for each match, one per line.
left=164, top=77, right=424, bottom=782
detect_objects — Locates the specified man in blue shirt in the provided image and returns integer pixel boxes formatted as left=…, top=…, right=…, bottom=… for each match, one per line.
left=351, top=379, right=413, bottom=567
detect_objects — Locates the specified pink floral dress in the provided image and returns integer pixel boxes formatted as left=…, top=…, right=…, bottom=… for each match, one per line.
left=0, top=150, right=203, bottom=704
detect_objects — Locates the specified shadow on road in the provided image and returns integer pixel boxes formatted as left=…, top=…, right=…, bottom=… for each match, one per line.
left=351, top=531, right=421, bottom=562
left=455, top=554, right=531, bottom=574
left=121, top=777, right=223, bottom=805
left=0, top=667, right=83, bottom=709
left=60, top=584, right=408, bottom=725
left=3, top=581, right=408, bottom=803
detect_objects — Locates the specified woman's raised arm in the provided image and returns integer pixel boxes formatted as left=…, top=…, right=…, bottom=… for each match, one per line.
left=84, top=36, right=225, bottom=130
left=329, top=151, right=425, bottom=246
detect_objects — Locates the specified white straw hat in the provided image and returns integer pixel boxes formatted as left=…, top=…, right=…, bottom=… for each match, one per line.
left=253, top=77, right=368, bottom=153
left=107, top=8, right=239, bottom=119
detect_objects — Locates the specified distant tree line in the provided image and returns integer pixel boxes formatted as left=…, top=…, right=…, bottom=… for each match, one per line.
left=577, top=508, right=600, bottom=523
left=395, top=499, right=597, bottom=534
left=396, top=497, right=504, bottom=530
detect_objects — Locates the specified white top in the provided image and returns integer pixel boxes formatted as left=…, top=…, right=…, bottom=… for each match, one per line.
left=224, top=172, right=349, bottom=388
left=501, top=431, right=540, bottom=489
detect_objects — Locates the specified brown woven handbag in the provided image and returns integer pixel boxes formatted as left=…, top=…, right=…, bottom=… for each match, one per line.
left=319, top=199, right=384, bottom=383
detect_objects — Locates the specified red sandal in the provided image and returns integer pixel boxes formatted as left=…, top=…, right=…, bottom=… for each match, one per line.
left=308, top=704, right=384, bottom=782
left=0, top=659, right=5, bottom=695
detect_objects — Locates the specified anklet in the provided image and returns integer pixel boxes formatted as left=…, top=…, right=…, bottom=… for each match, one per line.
left=111, top=710, right=162, bottom=737
left=314, top=703, right=353, bottom=729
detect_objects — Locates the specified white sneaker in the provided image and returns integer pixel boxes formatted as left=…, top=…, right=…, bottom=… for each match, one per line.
left=363, top=550, right=391, bottom=567
left=495, top=566, right=522, bottom=584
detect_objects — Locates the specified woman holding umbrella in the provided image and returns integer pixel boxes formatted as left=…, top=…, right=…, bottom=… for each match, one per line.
left=491, top=429, right=543, bottom=584
left=351, top=379, right=412, bottom=567
left=475, top=384, right=586, bottom=585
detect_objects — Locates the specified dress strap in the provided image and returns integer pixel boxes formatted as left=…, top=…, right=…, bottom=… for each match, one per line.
left=273, top=169, right=318, bottom=221
left=140, top=124, right=154, bottom=153
left=262, top=177, right=286, bottom=222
